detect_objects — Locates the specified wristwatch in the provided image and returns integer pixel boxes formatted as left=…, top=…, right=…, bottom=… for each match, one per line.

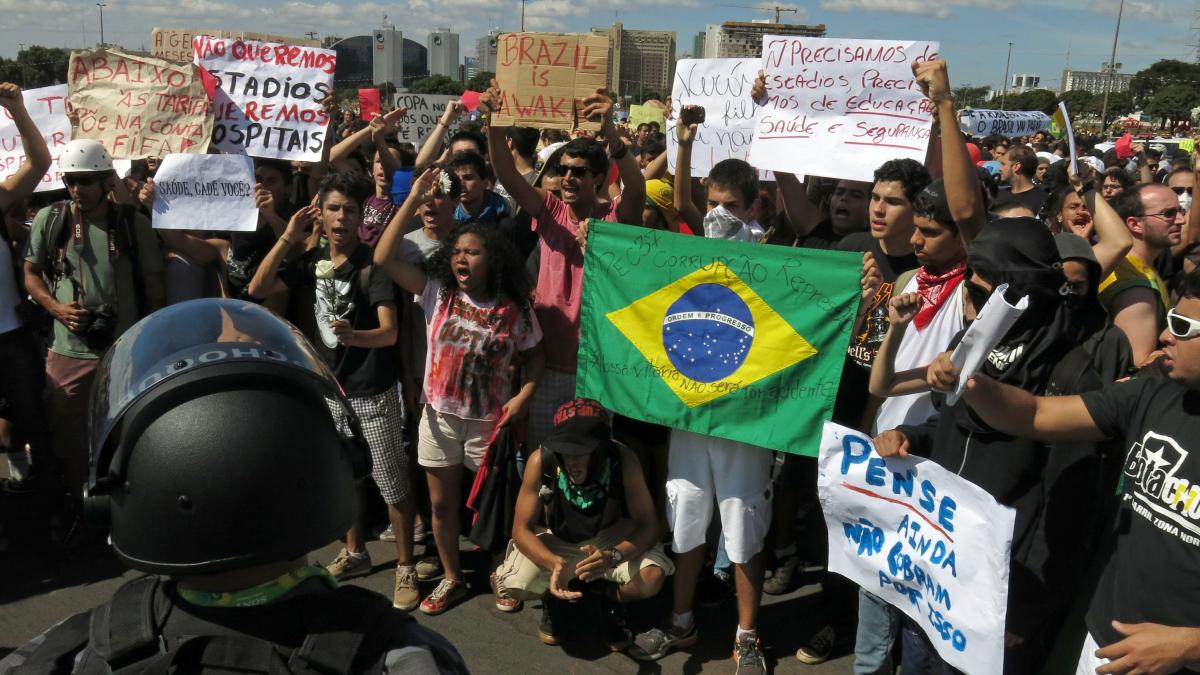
left=606, top=548, right=623, bottom=565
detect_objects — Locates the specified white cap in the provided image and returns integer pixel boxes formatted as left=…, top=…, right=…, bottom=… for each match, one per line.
left=60, top=139, right=113, bottom=173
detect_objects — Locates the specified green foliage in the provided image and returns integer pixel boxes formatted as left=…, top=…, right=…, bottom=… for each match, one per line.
left=1102, top=91, right=1135, bottom=118
left=465, top=70, right=494, bottom=92
left=409, top=75, right=464, bottom=95
left=1057, top=90, right=1095, bottom=116
left=1144, top=83, right=1200, bottom=125
left=1004, top=89, right=1058, bottom=114
left=952, top=85, right=991, bottom=109
left=1129, top=59, right=1200, bottom=107
left=0, top=46, right=71, bottom=88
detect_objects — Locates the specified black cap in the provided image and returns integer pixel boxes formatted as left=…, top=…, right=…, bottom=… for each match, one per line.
left=914, top=178, right=954, bottom=225
left=542, top=398, right=612, bottom=456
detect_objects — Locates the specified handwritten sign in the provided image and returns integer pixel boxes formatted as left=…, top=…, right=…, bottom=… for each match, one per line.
left=152, top=153, right=258, bottom=232
left=393, top=94, right=462, bottom=148
left=152, top=27, right=319, bottom=63
left=629, top=104, right=665, bottom=129
left=817, top=422, right=1014, bottom=675
left=193, top=37, right=336, bottom=162
left=492, top=32, right=609, bottom=131
left=68, top=48, right=212, bottom=160
left=666, top=58, right=763, bottom=179
left=958, top=109, right=1050, bottom=139
left=748, top=37, right=940, bottom=182
left=0, top=85, right=71, bottom=192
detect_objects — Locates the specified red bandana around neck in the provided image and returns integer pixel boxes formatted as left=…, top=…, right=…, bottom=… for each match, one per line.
left=913, top=260, right=966, bottom=330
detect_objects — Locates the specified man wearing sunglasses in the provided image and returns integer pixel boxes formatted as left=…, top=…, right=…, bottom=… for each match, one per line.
left=22, top=139, right=164, bottom=544
left=914, top=268, right=1200, bottom=675
left=1100, top=184, right=1185, bottom=364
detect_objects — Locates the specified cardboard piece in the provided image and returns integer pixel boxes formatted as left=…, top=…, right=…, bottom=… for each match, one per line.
left=629, top=104, right=665, bottom=129
left=393, top=93, right=462, bottom=149
left=152, top=27, right=319, bottom=63
left=151, top=153, right=258, bottom=232
left=193, top=36, right=336, bottom=162
left=491, top=32, right=609, bottom=131
left=359, top=88, right=381, bottom=122
left=68, top=48, right=212, bottom=160
left=0, top=84, right=72, bottom=192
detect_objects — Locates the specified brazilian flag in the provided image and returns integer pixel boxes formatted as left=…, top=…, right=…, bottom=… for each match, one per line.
left=577, top=221, right=861, bottom=457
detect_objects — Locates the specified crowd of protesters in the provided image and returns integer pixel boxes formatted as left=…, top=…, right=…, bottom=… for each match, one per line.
left=2, top=54, right=1200, bottom=675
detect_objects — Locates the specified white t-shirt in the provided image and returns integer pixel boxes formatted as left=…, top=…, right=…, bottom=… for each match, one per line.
left=0, top=243, right=22, bottom=334
left=872, top=275, right=966, bottom=434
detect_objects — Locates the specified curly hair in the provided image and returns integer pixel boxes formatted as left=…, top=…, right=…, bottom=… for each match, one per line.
left=427, top=222, right=534, bottom=315
left=873, top=158, right=931, bottom=203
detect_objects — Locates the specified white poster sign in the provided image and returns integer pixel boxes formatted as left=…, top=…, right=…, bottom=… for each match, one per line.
left=749, top=37, right=940, bottom=182
left=152, top=153, right=258, bottom=232
left=0, top=85, right=71, bottom=192
left=193, top=36, right=336, bottom=162
left=393, top=94, right=462, bottom=149
left=666, top=58, right=762, bottom=178
left=958, top=109, right=1050, bottom=139
left=817, top=422, right=1014, bottom=675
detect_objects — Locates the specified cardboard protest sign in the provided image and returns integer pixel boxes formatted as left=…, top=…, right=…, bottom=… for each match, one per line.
left=151, top=153, right=258, bottom=232
left=359, top=89, right=381, bottom=122
left=193, top=36, right=336, bottom=162
left=817, top=422, right=1014, bottom=675
left=394, top=94, right=462, bottom=148
left=153, top=28, right=319, bottom=63
left=666, top=58, right=762, bottom=179
left=629, top=104, right=665, bottom=129
left=492, top=32, right=609, bottom=131
left=958, top=109, right=1050, bottom=139
left=0, top=85, right=71, bottom=192
left=68, top=48, right=212, bottom=160
left=749, top=37, right=940, bottom=182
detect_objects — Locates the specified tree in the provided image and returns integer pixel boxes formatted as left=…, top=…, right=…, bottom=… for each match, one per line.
left=1058, top=90, right=1095, bottom=116
left=409, top=75, right=464, bottom=95
left=1006, top=89, right=1058, bottom=114
left=0, top=46, right=70, bottom=88
left=952, top=85, right=991, bottom=109
left=1103, top=91, right=1135, bottom=118
left=1145, top=83, right=1200, bottom=127
left=1129, top=59, right=1200, bottom=107
left=466, top=70, right=494, bottom=92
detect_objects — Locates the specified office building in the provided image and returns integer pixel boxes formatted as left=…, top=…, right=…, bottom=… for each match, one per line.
left=1061, top=67, right=1133, bottom=94
left=427, top=28, right=459, bottom=78
left=475, top=29, right=500, bottom=74
left=703, top=20, right=825, bottom=58
left=590, top=22, right=675, bottom=98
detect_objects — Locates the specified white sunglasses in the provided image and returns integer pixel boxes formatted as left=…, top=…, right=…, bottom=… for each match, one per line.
left=1167, top=309, right=1200, bottom=339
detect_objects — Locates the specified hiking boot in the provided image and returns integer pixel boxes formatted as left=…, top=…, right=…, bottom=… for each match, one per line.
left=734, top=633, right=767, bottom=675
left=538, top=598, right=563, bottom=645
left=490, top=572, right=523, bottom=613
left=416, top=556, right=443, bottom=581
left=763, top=554, right=802, bottom=595
left=795, top=625, right=835, bottom=665
left=325, top=548, right=372, bottom=581
left=629, top=621, right=698, bottom=661
left=393, top=564, right=419, bottom=611
left=419, top=578, right=467, bottom=615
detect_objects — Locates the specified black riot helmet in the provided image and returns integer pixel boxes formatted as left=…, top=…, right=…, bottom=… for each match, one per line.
left=84, top=299, right=370, bottom=575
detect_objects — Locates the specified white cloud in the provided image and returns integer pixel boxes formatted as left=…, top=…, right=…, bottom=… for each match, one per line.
left=1091, top=0, right=1172, bottom=20
left=820, top=0, right=1008, bottom=18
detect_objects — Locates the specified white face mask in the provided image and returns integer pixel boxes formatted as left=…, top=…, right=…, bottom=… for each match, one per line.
left=1178, top=190, right=1192, bottom=214
left=702, top=204, right=763, bottom=243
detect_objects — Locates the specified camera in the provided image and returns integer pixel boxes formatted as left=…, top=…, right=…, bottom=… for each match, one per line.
left=77, top=304, right=118, bottom=350
left=680, top=105, right=706, bottom=126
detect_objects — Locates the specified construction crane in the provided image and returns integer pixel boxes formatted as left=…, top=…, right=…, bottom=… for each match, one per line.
left=718, top=4, right=800, bottom=23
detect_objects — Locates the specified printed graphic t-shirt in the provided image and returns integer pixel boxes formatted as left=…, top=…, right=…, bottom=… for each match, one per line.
left=418, top=279, right=542, bottom=422
left=1082, top=374, right=1200, bottom=662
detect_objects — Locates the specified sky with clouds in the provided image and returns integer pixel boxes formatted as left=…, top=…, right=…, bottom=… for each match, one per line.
left=1, top=0, right=1195, bottom=92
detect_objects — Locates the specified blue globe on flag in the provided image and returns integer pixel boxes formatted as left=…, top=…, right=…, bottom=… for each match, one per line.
left=662, top=283, right=756, bottom=382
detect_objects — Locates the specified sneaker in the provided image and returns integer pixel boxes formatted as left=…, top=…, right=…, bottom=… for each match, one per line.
left=379, top=523, right=396, bottom=542
left=763, top=554, right=802, bottom=595
left=419, top=578, right=467, bottom=615
left=416, top=556, right=443, bottom=581
left=697, top=570, right=733, bottom=607
left=393, top=564, right=419, bottom=611
left=413, top=519, right=429, bottom=544
left=795, top=625, right=835, bottom=665
left=629, top=621, right=698, bottom=662
left=325, top=548, right=372, bottom=581
left=734, top=634, right=767, bottom=675
left=538, top=599, right=563, bottom=646
left=490, top=572, right=523, bottom=613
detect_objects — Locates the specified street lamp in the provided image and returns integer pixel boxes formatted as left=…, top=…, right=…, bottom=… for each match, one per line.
left=1099, top=0, right=1126, bottom=136
left=96, top=3, right=107, bottom=47
left=520, top=0, right=525, bottom=31
left=1000, top=41, right=1013, bottom=110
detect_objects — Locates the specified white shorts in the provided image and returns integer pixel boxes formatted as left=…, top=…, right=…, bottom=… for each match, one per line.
left=665, top=428, right=774, bottom=565
left=416, top=405, right=492, bottom=472
left=1076, top=632, right=1105, bottom=675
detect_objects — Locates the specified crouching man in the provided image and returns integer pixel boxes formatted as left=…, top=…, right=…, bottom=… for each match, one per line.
left=494, top=398, right=674, bottom=651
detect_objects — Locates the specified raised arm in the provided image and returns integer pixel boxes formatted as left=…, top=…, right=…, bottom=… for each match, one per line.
left=869, top=292, right=933, bottom=397
left=330, top=107, right=407, bottom=174
left=247, top=205, right=319, bottom=300
left=0, top=83, right=51, bottom=210
left=372, top=167, right=436, bottom=295
left=962, top=372, right=1107, bottom=441
left=414, top=100, right=463, bottom=168
left=583, top=90, right=644, bottom=226
left=1083, top=173, right=1134, bottom=277
left=481, top=81, right=545, bottom=217
left=913, top=60, right=985, bottom=246
left=673, top=107, right=704, bottom=233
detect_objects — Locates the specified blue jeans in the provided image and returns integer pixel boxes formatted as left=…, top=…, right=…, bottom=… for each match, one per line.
left=900, top=627, right=961, bottom=675
left=854, top=589, right=900, bottom=675
left=714, top=532, right=732, bottom=580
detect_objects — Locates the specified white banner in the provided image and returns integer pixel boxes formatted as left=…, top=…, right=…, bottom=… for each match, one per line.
left=817, top=422, right=1014, bottom=675
left=749, top=37, right=940, bottom=182
left=393, top=94, right=462, bottom=149
left=666, top=58, right=762, bottom=179
left=152, top=153, right=258, bottom=232
left=0, top=85, right=71, bottom=193
left=193, top=36, right=336, bottom=162
left=958, top=109, right=1050, bottom=139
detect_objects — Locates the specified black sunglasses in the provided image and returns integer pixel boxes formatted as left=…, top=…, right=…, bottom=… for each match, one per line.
left=1145, top=207, right=1183, bottom=221
left=558, top=164, right=593, bottom=178
left=1172, top=186, right=1194, bottom=196
left=63, top=174, right=102, bottom=188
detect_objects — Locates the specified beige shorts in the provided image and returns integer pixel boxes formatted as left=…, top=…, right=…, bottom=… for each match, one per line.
left=494, top=519, right=675, bottom=595
left=416, top=405, right=493, bottom=472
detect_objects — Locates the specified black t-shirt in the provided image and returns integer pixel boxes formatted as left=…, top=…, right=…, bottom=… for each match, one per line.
left=830, top=232, right=918, bottom=427
left=798, top=220, right=844, bottom=250
left=1082, top=374, right=1200, bottom=664
left=280, top=244, right=396, bottom=397
left=994, top=185, right=1049, bottom=217
left=225, top=225, right=278, bottom=299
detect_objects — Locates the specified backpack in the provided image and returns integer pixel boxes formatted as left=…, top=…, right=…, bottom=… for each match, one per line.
left=10, top=575, right=415, bottom=675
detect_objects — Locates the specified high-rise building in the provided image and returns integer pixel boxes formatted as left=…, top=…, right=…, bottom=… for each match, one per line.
left=1061, top=67, right=1133, bottom=95
left=373, top=20, right=405, bottom=89
left=427, top=28, right=459, bottom=78
left=475, top=29, right=500, bottom=75
left=693, top=32, right=705, bottom=59
left=464, top=56, right=479, bottom=81
left=704, top=20, right=826, bottom=59
left=590, top=22, right=675, bottom=98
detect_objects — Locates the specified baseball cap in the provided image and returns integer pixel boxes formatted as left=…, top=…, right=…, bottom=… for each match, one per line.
left=541, top=398, right=613, bottom=456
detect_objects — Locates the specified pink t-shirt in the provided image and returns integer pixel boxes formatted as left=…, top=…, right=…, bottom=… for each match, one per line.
left=418, top=279, right=542, bottom=422
left=533, top=190, right=620, bottom=373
